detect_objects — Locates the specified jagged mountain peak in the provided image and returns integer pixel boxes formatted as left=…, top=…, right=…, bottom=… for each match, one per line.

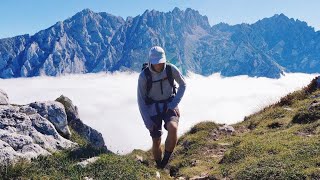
left=75, top=8, right=96, bottom=17
left=256, top=13, right=291, bottom=23
left=137, top=7, right=210, bottom=29
left=67, top=8, right=125, bottom=25
left=170, top=7, right=201, bottom=15
left=140, top=8, right=163, bottom=19
left=185, top=7, right=202, bottom=15
left=141, top=7, right=204, bottom=17
left=172, top=7, right=182, bottom=13
left=256, top=13, right=313, bottom=30
left=272, top=13, right=290, bottom=20
left=70, top=8, right=96, bottom=20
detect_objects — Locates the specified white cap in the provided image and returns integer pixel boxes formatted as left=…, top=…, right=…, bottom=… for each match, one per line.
left=149, top=46, right=166, bottom=64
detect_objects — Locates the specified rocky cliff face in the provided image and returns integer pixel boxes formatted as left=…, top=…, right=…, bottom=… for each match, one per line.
left=0, top=8, right=319, bottom=79
left=0, top=9, right=125, bottom=78
left=0, top=89, right=106, bottom=164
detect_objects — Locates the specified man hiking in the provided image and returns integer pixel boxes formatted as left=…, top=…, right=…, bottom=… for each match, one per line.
left=137, top=46, right=187, bottom=169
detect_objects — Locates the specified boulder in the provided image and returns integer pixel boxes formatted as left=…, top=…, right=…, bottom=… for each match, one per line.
left=218, top=125, right=235, bottom=134
left=76, top=156, right=100, bottom=168
left=0, top=139, right=20, bottom=164
left=55, top=95, right=79, bottom=120
left=0, top=89, right=9, bottom=105
left=55, top=95, right=106, bottom=149
left=29, top=101, right=71, bottom=139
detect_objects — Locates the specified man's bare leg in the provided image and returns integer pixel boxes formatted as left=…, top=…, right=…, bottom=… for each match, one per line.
left=152, top=137, right=162, bottom=165
left=165, top=121, right=178, bottom=152
left=161, top=121, right=178, bottom=168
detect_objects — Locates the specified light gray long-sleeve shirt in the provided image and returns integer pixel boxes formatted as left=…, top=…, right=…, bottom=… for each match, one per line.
left=137, top=62, right=187, bottom=130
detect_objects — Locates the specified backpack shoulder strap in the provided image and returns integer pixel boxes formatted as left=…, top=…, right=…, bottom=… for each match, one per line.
left=166, top=63, right=177, bottom=94
left=142, top=63, right=148, bottom=71
left=144, top=67, right=152, bottom=96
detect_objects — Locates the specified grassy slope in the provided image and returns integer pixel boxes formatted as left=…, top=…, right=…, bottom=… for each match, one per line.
left=0, top=124, right=170, bottom=179
left=1, top=78, right=319, bottom=179
left=154, top=78, right=320, bottom=179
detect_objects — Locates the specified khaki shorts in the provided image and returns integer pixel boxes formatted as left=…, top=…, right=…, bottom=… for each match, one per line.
left=149, top=108, right=180, bottom=138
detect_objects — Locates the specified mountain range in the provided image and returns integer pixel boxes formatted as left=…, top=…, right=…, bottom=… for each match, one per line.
left=0, top=7, right=319, bottom=79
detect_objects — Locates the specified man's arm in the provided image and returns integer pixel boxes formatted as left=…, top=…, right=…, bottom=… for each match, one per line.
left=137, top=72, right=154, bottom=130
left=167, top=65, right=187, bottom=110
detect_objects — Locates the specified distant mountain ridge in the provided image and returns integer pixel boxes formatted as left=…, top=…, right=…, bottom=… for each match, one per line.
left=0, top=8, right=319, bottom=79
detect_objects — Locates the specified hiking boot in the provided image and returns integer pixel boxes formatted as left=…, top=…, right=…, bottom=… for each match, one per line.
left=155, top=159, right=163, bottom=169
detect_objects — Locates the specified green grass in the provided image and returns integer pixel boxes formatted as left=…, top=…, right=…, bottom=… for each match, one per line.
left=0, top=152, right=159, bottom=180
left=160, top=77, right=320, bottom=179
left=0, top=126, right=161, bottom=180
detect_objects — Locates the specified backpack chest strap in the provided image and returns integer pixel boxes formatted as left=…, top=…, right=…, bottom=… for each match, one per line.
left=152, top=77, right=168, bottom=82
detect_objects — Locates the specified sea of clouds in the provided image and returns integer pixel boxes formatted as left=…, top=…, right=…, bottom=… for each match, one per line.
left=0, top=72, right=318, bottom=154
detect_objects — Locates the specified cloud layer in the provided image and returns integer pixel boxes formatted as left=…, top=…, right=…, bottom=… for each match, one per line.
left=0, top=72, right=317, bottom=154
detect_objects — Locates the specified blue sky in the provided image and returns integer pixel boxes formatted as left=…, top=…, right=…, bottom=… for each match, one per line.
left=0, top=0, right=319, bottom=39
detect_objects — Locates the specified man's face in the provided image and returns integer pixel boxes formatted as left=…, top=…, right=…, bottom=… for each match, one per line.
left=152, top=63, right=165, bottom=72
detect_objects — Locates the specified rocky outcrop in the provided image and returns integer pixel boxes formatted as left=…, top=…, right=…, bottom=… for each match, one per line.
left=29, top=101, right=71, bottom=139
left=0, top=90, right=107, bottom=164
left=55, top=95, right=106, bottom=149
left=0, top=104, right=76, bottom=164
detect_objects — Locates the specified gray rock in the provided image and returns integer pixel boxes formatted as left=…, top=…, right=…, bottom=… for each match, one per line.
left=83, top=177, right=93, bottom=180
left=219, top=125, right=235, bottom=134
left=29, top=101, right=71, bottom=138
left=0, top=139, right=19, bottom=164
left=311, top=94, right=320, bottom=99
left=190, top=175, right=210, bottom=180
left=317, top=76, right=320, bottom=88
left=0, top=89, right=9, bottom=105
left=76, top=156, right=100, bottom=168
left=156, top=171, right=161, bottom=179
left=55, top=95, right=79, bottom=120
left=177, top=177, right=186, bottom=180
left=0, top=90, right=107, bottom=165
left=55, top=95, right=106, bottom=149
left=307, top=101, right=320, bottom=111
left=284, top=107, right=293, bottom=111
left=0, top=104, right=77, bottom=164
left=135, top=155, right=144, bottom=163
